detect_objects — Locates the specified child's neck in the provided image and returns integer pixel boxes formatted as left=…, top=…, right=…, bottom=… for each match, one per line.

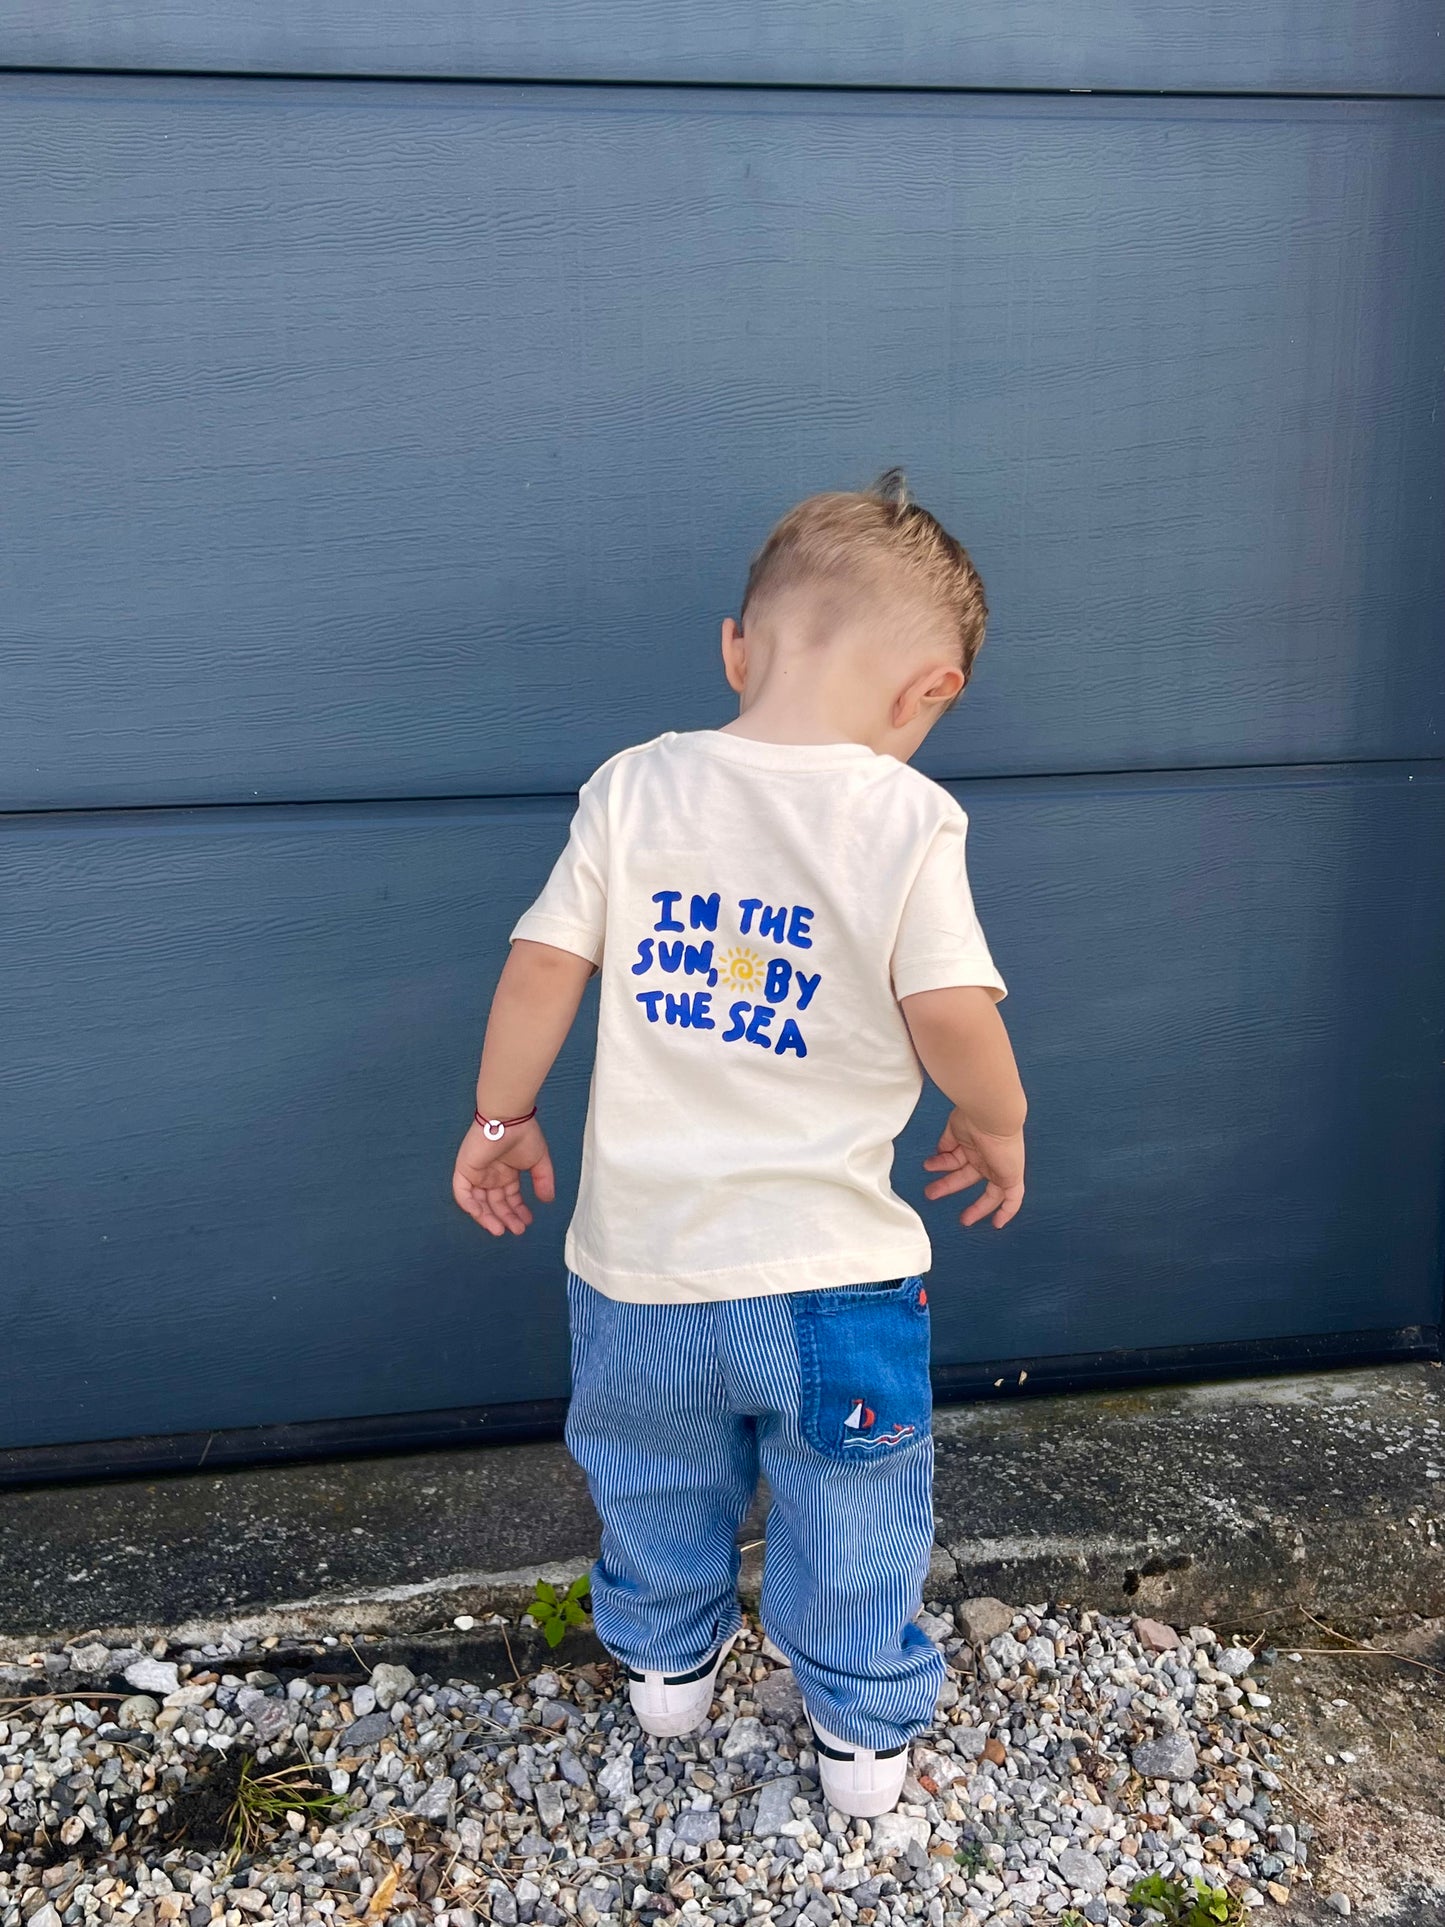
left=722, top=698, right=875, bottom=750
left=721, top=633, right=891, bottom=752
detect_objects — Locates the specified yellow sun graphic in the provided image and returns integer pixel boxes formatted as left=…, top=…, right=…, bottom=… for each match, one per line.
left=717, top=946, right=765, bottom=993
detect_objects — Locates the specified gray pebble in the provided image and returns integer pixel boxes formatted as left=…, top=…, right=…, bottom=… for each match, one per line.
left=597, top=1752, right=636, bottom=1812
left=751, top=1776, right=801, bottom=1838
left=236, top=1688, right=291, bottom=1743
left=1132, top=1732, right=1199, bottom=1782
left=341, top=1710, right=393, bottom=1748
left=869, top=1812, right=930, bottom=1857
left=123, top=1656, right=179, bottom=1696
left=1056, top=1847, right=1107, bottom=1894
left=412, top=1774, right=457, bottom=1820
left=756, top=1668, right=806, bottom=1723
left=534, top=1780, right=566, bottom=1830
left=720, top=1715, right=766, bottom=1759
left=672, top=1808, right=721, bottom=1846
left=514, top=1877, right=542, bottom=1923
left=955, top=1597, right=1016, bottom=1645
left=370, top=1662, right=416, bottom=1709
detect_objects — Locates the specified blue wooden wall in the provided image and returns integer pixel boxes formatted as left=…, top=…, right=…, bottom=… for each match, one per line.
left=1, top=29, right=1442, bottom=1454
left=8, top=0, right=1445, bottom=93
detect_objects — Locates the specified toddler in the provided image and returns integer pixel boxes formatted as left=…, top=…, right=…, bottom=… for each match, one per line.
left=452, top=472, right=1026, bottom=1817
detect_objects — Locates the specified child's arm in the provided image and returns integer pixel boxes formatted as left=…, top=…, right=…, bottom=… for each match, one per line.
left=901, top=985, right=1027, bottom=1229
left=451, top=939, right=595, bottom=1237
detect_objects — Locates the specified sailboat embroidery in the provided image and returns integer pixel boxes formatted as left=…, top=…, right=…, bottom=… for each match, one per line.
left=843, top=1398, right=915, bottom=1450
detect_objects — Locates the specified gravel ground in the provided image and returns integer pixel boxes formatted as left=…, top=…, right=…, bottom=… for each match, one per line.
left=1244, top=1614, right=1445, bottom=1924
left=0, top=1601, right=1325, bottom=1927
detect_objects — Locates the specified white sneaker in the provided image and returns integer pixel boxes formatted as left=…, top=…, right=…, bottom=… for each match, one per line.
left=625, top=1632, right=737, bottom=1738
left=809, top=1718, right=909, bottom=1818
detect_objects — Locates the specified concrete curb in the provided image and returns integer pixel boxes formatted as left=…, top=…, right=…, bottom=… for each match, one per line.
left=1, top=1364, right=1439, bottom=1662
left=931, top=1364, right=1445, bottom=1628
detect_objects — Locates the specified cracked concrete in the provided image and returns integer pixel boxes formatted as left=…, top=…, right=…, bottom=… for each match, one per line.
left=928, top=1363, right=1445, bottom=1625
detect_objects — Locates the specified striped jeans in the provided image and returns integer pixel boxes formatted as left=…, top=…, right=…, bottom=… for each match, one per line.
left=564, top=1271, right=944, bottom=1750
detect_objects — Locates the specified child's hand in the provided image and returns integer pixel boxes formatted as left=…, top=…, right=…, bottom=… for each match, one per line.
left=923, top=1110, right=1025, bottom=1229
left=452, top=1117, right=556, bottom=1237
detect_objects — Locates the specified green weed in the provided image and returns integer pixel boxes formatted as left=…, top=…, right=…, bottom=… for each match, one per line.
left=1128, top=1872, right=1245, bottom=1926
left=528, top=1574, right=592, bottom=1648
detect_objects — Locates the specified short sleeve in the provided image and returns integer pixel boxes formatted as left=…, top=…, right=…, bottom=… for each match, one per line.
left=891, top=808, right=1006, bottom=1002
left=510, top=776, right=609, bottom=966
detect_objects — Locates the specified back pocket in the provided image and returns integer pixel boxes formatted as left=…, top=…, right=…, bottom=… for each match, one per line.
left=790, top=1276, right=932, bottom=1462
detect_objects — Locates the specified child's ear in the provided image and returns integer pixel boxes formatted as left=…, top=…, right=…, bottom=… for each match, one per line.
left=926, top=663, right=967, bottom=708
left=721, top=616, right=749, bottom=695
left=895, top=660, right=965, bottom=725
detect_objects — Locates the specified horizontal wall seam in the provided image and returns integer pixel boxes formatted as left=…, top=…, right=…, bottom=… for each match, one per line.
left=2, top=66, right=1443, bottom=103
left=2, top=753, right=1442, bottom=824
left=3, top=1322, right=1436, bottom=1486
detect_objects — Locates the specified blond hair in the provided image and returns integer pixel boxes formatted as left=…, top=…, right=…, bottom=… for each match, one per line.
left=741, top=469, right=988, bottom=685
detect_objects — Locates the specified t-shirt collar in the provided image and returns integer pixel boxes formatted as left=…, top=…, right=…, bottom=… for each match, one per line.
left=675, top=730, right=888, bottom=771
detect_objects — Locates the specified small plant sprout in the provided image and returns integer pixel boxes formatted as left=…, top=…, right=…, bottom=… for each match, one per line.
left=1128, top=1872, right=1245, bottom=1926
left=528, top=1574, right=592, bottom=1648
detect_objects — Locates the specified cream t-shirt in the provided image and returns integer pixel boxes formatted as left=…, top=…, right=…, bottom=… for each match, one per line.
left=511, top=731, right=1006, bottom=1303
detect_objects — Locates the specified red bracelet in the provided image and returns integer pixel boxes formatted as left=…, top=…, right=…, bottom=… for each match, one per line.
left=474, top=1106, right=538, bottom=1141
